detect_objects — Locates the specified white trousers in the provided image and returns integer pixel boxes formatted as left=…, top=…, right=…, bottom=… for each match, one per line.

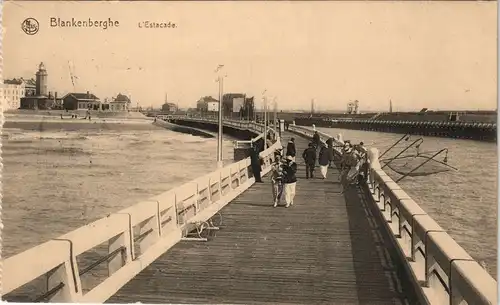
left=284, top=182, right=297, bottom=205
left=320, top=165, right=328, bottom=178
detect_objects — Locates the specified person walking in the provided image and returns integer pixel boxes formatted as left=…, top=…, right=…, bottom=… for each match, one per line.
left=286, top=137, right=296, bottom=161
left=326, top=138, right=335, bottom=168
left=270, top=157, right=284, bottom=207
left=318, top=143, right=330, bottom=179
left=302, top=142, right=317, bottom=179
left=282, top=155, right=297, bottom=208
left=312, top=131, right=321, bottom=149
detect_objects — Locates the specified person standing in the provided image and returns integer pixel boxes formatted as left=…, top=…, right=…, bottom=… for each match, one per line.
left=326, top=138, right=335, bottom=168
left=250, top=145, right=263, bottom=183
left=302, top=142, right=317, bottom=179
left=286, top=137, right=296, bottom=161
left=318, top=143, right=330, bottom=179
left=282, top=156, right=297, bottom=208
left=270, top=157, right=284, bottom=207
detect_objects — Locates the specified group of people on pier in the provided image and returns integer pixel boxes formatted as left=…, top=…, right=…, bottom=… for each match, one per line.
left=269, top=131, right=368, bottom=207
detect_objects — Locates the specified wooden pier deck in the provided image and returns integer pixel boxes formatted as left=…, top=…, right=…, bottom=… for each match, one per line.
left=108, top=132, right=419, bottom=305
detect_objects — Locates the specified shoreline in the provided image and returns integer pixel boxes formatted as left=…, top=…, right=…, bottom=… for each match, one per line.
left=3, top=116, right=161, bottom=131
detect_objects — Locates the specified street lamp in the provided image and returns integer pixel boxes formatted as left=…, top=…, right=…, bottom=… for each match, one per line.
left=273, top=96, right=278, bottom=133
left=262, top=89, right=268, bottom=147
left=215, top=65, right=226, bottom=168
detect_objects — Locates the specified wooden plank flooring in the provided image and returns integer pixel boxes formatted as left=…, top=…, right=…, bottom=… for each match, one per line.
left=108, top=131, right=419, bottom=305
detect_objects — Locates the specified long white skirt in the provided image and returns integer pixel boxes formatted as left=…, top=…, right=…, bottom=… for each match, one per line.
left=320, top=165, right=328, bottom=178
left=284, top=182, right=297, bottom=205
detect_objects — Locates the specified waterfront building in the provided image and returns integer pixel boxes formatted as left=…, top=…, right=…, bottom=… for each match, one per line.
left=19, top=63, right=53, bottom=110
left=109, top=93, right=131, bottom=112
left=1, top=77, right=36, bottom=110
left=196, top=96, right=218, bottom=113
left=162, top=102, right=178, bottom=113
left=222, top=93, right=254, bottom=119
left=62, top=91, right=101, bottom=110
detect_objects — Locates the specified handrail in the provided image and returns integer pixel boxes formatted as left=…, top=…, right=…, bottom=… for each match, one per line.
left=3, top=120, right=282, bottom=303
left=288, top=123, right=497, bottom=305
left=165, top=115, right=277, bottom=149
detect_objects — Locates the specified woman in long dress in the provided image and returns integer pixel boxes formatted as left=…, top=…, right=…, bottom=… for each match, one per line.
left=318, top=144, right=330, bottom=179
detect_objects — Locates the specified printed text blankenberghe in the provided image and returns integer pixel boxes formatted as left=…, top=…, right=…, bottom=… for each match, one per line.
left=50, top=17, right=119, bottom=30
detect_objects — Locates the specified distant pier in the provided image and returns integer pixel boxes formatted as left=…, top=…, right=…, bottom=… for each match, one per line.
left=294, top=116, right=497, bottom=142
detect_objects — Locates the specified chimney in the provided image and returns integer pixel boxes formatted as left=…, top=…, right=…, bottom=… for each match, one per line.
left=55, top=92, right=58, bottom=99
left=87, top=91, right=90, bottom=98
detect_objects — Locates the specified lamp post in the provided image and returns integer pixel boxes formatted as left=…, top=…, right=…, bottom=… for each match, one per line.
left=262, top=89, right=268, bottom=148
left=215, top=65, right=226, bottom=168
left=273, top=97, right=278, bottom=137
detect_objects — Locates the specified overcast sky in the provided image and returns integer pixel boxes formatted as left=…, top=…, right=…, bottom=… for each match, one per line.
left=3, top=1, right=497, bottom=112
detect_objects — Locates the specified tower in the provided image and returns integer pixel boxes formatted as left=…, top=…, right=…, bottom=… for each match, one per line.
left=354, top=100, right=359, bottom=114
left=389, top=99, right=393, bottom=113
left=35, top=62, right=48, bottom=96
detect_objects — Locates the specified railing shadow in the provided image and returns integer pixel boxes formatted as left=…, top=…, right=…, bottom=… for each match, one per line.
left=343, top=184, right=420, bottom=305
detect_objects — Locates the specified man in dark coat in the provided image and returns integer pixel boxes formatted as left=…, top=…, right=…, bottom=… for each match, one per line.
left=250, top=146, right=263, bottom=183
left=312, top=131, right=321, bottom=149
left=286, top=138, right=296, bottom=161
left=302, top=142, right=317, bottom=179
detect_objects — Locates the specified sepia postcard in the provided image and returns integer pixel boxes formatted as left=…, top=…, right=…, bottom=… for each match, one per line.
left=1, top=1, right=497, bottom=304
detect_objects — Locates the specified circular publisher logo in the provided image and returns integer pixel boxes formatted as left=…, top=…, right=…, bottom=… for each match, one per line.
left=22, top=18, right=39, bottom=35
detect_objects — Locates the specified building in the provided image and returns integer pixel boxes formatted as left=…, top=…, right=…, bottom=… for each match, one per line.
left=2, top=79, right=23, bottom=110
left=196, top=96, right=219, bottom=113
left=109, top=93, right=130, bottom=112
left=207, top=101, right=219, bottom=112
left=347, top=100, right=359, bottom=114
left=62, top=92, right=101, bottom=111
left=222, top=93, right=254, bottom=119
left=36, top=62, right=48, bottom=96
left=1, top=77, right=37, bottom=110
left=161, top=102, right=178, bottom=113
left=19, top=62, right=53, bottom=110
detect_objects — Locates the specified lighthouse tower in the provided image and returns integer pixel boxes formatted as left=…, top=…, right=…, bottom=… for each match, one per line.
left=35, top=62, right=48, bottom=96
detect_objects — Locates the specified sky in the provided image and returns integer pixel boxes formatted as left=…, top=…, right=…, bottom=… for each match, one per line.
left=3, top=1, right=497, bottom=112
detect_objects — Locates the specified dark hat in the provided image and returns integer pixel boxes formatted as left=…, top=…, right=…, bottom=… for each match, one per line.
left=291, top=137, right=295, bottom=142
left=308, top=143, right=314, bottom=147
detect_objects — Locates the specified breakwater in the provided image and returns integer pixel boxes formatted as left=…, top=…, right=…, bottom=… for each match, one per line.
left=294, top=118, right=497, bottom=142
left=153, top=120, right=215, bottom=138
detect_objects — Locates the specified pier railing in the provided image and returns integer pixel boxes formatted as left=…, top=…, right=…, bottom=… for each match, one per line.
left=3, top=121, right=281, bottom=303
left=165, top=115, right=277, bottom=149
left=288, top=123, right=497, bottom=305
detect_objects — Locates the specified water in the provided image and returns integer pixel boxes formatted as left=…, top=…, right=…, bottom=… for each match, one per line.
left=2, top=123, right=235, bottom=259
left=317, top=127, right=497, bottom=278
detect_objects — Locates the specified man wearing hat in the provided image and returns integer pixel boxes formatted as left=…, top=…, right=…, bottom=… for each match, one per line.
left=302, top=142, right=317, bottom=179
left=286, top=137, right=296, bottom=161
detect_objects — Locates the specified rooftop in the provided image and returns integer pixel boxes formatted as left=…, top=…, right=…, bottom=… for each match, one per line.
left=63, top=92, right=100, bottom=101
left=114, top=93, right=131, bottom=103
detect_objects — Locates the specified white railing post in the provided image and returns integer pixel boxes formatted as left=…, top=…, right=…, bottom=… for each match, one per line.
left=108, top=214, right=133, bottom=276
left=138, top=202, right=162, bottom=254
left=46, top=240, right=82, bottom=302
